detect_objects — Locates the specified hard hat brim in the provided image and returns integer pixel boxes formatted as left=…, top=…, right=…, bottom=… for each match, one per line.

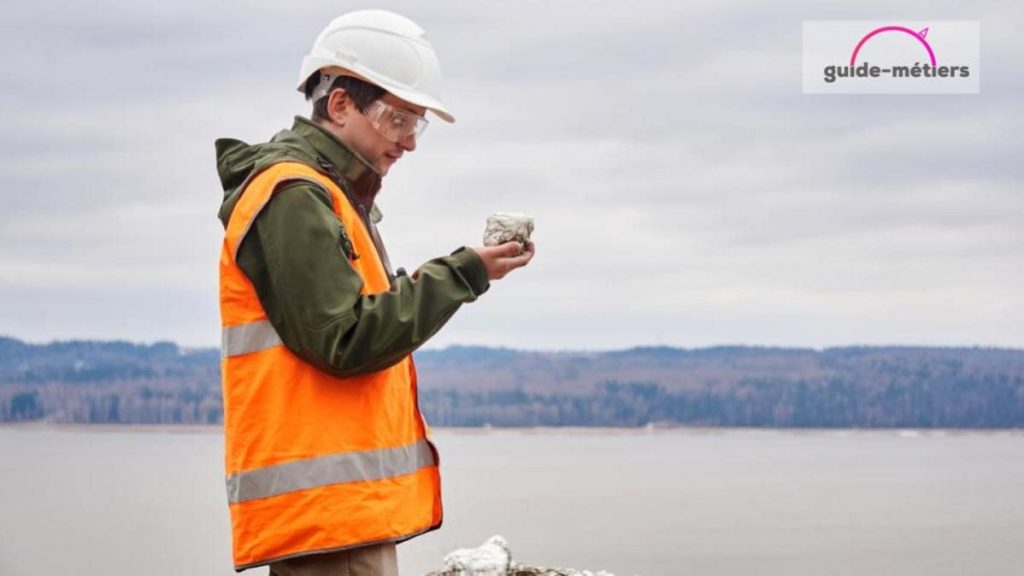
left=297, top=61, right=456, bottom=124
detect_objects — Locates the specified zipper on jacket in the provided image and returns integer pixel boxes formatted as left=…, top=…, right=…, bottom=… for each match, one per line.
left=317, top=157, right=397, bottom=288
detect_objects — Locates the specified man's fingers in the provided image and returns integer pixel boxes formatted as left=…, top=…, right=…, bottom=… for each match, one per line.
left=494, top=241, right=524, bottom=256
left=502, top=246, right=534, bottom=268
left=474, top=241, right=535, bottom=280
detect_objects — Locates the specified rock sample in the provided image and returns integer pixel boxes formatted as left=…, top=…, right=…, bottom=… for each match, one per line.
left=483, top=213, right=534, bottom=248
left=427, top=535, right=617, bottom=576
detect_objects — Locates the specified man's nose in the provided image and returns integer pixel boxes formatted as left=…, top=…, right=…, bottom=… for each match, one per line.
left=398, top=133, right=416, bottom=152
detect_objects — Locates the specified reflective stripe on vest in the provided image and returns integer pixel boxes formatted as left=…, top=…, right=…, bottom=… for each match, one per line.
left=226, top=438, right=436, bottom=503
left=219, top=161, right=442, bottom=570
left=221, top=319, right=282, bottom=358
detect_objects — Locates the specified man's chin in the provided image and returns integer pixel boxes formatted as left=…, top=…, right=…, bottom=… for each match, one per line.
left=377, top=159, right=397, bottom=176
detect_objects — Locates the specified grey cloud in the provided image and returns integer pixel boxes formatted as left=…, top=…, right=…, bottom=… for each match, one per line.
left=0, top=0, right=1020, bottom=349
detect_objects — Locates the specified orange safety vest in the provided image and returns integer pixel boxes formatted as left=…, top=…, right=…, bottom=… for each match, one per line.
left=218, top=161, right=441, bottom=570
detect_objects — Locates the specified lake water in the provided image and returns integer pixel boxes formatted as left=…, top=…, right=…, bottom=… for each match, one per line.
left=1, top=427, right=1022, bottom=576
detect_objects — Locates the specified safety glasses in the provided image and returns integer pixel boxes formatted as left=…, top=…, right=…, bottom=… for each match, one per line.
left=364, top=100, right=428, bottom=143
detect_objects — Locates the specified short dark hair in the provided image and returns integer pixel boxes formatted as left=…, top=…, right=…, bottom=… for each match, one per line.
left=302, top=74, right=386, bottom=122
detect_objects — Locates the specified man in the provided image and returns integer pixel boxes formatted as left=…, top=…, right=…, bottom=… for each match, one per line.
left=214, top=10, right=534, bottom=575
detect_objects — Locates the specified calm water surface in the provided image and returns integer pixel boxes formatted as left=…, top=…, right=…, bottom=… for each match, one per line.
left=0, top=427, right=1021, bottom=576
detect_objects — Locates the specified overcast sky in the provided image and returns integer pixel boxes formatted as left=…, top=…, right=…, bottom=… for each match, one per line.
left=0, top=0, right=1020, bottom=351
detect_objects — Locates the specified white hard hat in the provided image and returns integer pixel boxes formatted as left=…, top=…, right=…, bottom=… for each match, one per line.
left=297, top=10, right=455, bottom=123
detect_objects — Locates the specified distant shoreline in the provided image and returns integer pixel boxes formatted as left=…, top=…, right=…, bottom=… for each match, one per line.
left=1, top=422, right=1021, bottom=436
left=5, top=340, right=1022, bottom=428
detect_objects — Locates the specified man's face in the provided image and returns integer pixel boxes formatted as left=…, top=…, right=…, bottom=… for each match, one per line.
left=326, top=91, right=426, bottom=177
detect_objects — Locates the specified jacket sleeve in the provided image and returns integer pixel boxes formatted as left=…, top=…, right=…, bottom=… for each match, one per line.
left=235, top=181, right=490, bottom=378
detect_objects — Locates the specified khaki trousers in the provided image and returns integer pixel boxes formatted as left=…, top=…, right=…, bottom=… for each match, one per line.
left=267, top=542, right=398, bottom=576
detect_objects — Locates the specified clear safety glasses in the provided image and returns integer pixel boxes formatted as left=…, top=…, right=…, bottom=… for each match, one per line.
left=364, top=100, right=429, bottom=143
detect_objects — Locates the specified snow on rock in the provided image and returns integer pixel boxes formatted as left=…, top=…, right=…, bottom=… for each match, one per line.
left=442, top=535, right=511, bottom=575
left=427, top=535, right=618, bottom=576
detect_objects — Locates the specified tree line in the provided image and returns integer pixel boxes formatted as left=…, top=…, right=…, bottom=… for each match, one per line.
left=2, top=337, right=1022, bottom=427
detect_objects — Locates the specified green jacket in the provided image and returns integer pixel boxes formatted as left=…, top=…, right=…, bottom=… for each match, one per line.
left=215, top=116, right=490, bottom=377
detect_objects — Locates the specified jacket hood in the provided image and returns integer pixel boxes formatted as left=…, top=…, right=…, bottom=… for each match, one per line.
left=215, top=131, right=319, bottom=227
left=215, top=117, right=382, bottom=228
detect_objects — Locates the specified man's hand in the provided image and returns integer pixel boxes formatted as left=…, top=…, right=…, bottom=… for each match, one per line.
left=473, top=241, right=536, bottom=281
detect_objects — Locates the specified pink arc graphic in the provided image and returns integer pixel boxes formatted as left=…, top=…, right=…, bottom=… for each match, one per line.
left=849, top=26, right=937, bottom=67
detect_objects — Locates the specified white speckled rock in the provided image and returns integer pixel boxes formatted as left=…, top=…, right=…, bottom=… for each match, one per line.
left=442, top=535, right=511, bottom=576
left=427, top=535, right=619, bottom=576
left=483, top=213, right=534, bottom=247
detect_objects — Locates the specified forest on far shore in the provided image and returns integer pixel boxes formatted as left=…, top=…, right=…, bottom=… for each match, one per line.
left=2, top=337, right=1022, bottom=428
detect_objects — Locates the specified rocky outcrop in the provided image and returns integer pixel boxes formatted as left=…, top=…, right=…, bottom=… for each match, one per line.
left=426, top=535, right=616, bottom=576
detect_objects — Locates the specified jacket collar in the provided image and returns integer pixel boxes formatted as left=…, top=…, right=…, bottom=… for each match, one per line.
left=290, top=116, right=384, bottom=223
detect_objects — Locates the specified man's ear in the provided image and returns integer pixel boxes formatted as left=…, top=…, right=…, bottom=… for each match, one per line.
left=326, top=88, right=350, bottom=124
